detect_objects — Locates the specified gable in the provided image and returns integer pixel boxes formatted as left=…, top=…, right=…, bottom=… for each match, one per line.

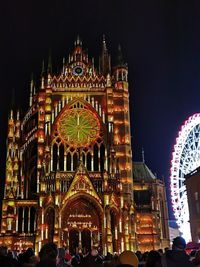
left=62, top=162, right=102, bottom=205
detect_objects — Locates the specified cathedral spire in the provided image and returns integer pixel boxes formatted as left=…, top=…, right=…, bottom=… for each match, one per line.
left=99, top=34, right=111, bottom=75
left=74, top=35, right=82, bottom=46
left=41, top=60, right=45, bottom=89
left=62, top=57, right=65, bottom=74
left=114, top=44, right=128, bottom=82
left=16, top=110, right=20, bottom=120
left=116, top=44, right=125, bottom=66
left=142, top=147, right=145, bottom=163
left=47, top=49, right=52, bottom=73
left=102, top=34, right=107, bottom=53
left=10, top=109, right=13, bottom=120
left=33, top=85, right=36, bottom=95
left=41, top=60, right=45, bottom=76
left=29, top=74, right=34, bottom=107
left=92, top=57, right=95, bottom=73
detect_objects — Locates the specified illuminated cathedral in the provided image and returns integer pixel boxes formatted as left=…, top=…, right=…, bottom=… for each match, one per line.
left=0, top=37, right=170, bottom=253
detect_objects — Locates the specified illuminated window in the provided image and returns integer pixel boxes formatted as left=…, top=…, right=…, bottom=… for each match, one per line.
left=24, top=207, right=29, bottom=233
left=94, top=144, right=98, bottom=171
left=67, top=153, right=71, bottom=171
left=18, top=207, right=23, bottom=233
left=53, top=144, right=58, bottom=171
left=82, top=152, right=85, bottom=165
left=100, top=144, right=105, bottom=172
left=73, top=153, right=78, bottom=170
left=87, top=153, right=91, bottom=171
left=59, top=144, right=64, bottom=171
left=30, top=207, right=36, bottom=233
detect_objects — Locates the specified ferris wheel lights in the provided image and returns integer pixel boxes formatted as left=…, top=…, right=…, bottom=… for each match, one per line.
left=170, top=113, right=200, bottom=242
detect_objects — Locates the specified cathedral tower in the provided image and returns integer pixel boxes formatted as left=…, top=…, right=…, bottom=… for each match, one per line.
left=0, top=37, right=135, bottom=253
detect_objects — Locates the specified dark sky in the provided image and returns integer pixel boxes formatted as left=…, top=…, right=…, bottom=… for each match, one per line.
left=1, top=0, right=200, bottom=219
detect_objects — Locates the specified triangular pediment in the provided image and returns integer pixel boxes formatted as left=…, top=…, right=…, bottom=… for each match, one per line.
left=63, top=162, right=102, bottom=204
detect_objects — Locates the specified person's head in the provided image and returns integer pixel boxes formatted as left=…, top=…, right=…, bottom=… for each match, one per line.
left=65, top=253, right=72, bottom=261
left=135, top=251, right=142, bottom=261
left=142, top=251, right=149, bottom=261
left=193, top=250, right=200, bottom=265
left=57, top=248, right=65, bottom=259
left=29, top=255, right=39, bottom=265
left=158, top=249, right=163, bottom=255
left=172, top=236, right=186, bottom=251
left=91, top=248, right=98, bottom=257
left=145, top=250, right=161, bottom=267
left=23, top=247, right=34, bottom=262
left=118, top=250, right=139, bottom=267
left=0, top=246, right=7, bottom=256
left=26, top=247, right=34, bottom=256
left=164, top=247, right=169, bottom=252
left=71, top=255, right=81, bottom=266
left=65, top=248, right=70, bottom=254
left=39, top=243, right=57, bottom=262
left=7, top=251, right=14, bottom=259
left=106, top=252, right=112, bottom=260
left=190, top=250, right=197, bottom=258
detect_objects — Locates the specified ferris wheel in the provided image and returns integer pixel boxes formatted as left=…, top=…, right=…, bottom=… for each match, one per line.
left=170, top=113, right=200, bottom=241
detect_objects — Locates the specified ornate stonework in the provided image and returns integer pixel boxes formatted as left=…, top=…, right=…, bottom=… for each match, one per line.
left=0, top=37, right=169, bottom=253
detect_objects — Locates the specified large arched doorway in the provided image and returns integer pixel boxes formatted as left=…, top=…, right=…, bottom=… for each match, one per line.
left=62, top=196, right=102, bottom=252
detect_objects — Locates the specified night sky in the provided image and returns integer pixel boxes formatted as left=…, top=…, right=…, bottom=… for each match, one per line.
left=1, top=0, right=200, bottom=220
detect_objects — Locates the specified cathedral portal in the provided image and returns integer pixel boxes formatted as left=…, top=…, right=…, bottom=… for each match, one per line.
left=61, top=196, right=102, bottom=253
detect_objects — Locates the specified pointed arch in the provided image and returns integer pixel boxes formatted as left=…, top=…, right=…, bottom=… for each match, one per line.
left=73, top=153, right=78, bottom=170
left=87, top=152, right=91, bottom=171
left=18, top=207, right=23, bottom=233
left=30, top=207, right=36, bottom=233
left=24, top=206, right=29, bottom=233
left=100, top=143, right=105, bottom=172
left=82, top=152, right=85, bottom=165
left=94, top=143, right=99, bottom=171
left=59, top=143, right=64, bottom=170
left=67, top=152, right=71, bottom=171
left=61, top=195, right=103, bottom=243
left=53, top=143, right=58, bottom=171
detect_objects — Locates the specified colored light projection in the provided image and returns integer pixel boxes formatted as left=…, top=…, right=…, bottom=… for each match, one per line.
left=170, top=113, right=200, bottom=242
left=58, top=108, right=100, bottom=147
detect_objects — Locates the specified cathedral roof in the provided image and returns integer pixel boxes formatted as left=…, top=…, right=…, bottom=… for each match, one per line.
left=133, top=162, right=156, bottom=182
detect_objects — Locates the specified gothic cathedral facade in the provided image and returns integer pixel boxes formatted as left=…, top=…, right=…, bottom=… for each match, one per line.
left=1, top=37, right=136, bottom=254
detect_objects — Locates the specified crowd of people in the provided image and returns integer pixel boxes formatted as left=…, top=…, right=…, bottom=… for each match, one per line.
left=0, top=236, right=200, bottom=267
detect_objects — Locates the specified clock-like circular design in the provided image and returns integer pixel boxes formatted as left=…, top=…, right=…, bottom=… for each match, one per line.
left=58, top=108, right=100, bottom=147
left=73, top=66, right=83, bottom=76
